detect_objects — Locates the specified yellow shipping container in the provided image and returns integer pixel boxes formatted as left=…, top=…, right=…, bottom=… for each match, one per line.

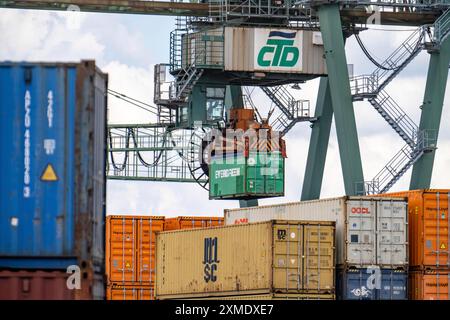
left=180, top=293, right=335, bottom=300
left=156, top=220, right=335, bottom=299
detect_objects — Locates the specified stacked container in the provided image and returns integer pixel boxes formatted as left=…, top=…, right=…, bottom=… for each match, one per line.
left=0, top=61, right=107, bottom=300
left=156, top=220, right=336, bottom=300
left=375, top=190, right=450, bottom=300
left=105, top=215, right=165, bottom=300
left=105, top=215, right=224, bottom=300
left=164, top=216, right=224, bottom=231
left=224, top=196, right=409, bottom=300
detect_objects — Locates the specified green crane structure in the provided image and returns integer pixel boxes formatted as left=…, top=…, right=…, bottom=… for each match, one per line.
left=3, top=0, right=450, bottom=207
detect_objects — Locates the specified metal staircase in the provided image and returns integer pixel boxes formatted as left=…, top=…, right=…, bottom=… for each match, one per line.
left=174, top=66, right=204, bottom=102
left=433, top=8, right=450, bottom=46
left=354, top=14, right=450, bottom=194
left=352, top=26, right=425, bottom=99
left=368, top=91, right=418, bottom=147
left=358, top=130, right=437, bottom=195
left=261, top=85, right=313, bottom=136
left=351, top=26, right=425, bottom=144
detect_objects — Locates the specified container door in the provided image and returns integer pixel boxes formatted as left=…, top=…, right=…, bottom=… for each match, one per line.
left=107, top=217, right=136, bottom=284
left=107, top=285, right=153, bottom=300
left=422, top=191, right=450, bottom=268
left=136, top=217, right=164, bottom=291
left=339, top=268, right=374, bottom=300
left=273, top=223, right=303, bottom=292
left=378, top=269, right=407, bottom=300
left=303, top=224, right=334, bottom=293
left=421, top=271, right=450, bottom=300
left=346, top=200, right=377, bottom=266
left=376, top=200, right=408, bottom=267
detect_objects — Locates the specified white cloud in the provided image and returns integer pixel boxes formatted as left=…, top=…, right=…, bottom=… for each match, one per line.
left=104, top=61, right=157, bottom=124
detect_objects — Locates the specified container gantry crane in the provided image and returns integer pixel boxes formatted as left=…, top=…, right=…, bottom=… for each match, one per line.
left=3, top=0, right=450, bottom=207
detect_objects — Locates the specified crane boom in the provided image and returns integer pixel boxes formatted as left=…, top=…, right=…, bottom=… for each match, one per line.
left=0, top=0, right=209, bottom=16
left=0, top=0, right=441, bottom=26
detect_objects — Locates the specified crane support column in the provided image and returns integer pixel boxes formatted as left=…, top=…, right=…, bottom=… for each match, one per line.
left=225, top=85, right=258, bottom=208
left=225, top=85, right=244, bottom=109
left=410, top=39, right=450, bottom=189
left=301, top=77, right=333, bottom=201
left=317, top=4, right=364, bottom=195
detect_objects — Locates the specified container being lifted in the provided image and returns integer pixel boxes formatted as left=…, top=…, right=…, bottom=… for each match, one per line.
left=208, top=108, right=286, bottom=200
left=224, top=196, right=408, bottom=268
left=155, top=220, right=335, bottom=300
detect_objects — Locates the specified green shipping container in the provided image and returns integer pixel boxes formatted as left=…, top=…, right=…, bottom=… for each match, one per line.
left=209, top=151, right=284, bottom=200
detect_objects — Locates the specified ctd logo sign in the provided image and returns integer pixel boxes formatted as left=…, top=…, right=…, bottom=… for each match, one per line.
left=255, top=29, right=302, bottom=72
left=203, top=237, right=220, bottom=283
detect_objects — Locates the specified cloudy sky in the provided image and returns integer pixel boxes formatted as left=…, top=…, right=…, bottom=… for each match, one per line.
left=1, top=7, right=449, bottom=218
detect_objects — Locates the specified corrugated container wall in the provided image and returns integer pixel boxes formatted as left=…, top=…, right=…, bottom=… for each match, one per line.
left=374, top=190, right=450, bottom=269
left=336, top=268, right=407, bottom=300
left=224, top=196, right=408, bottom=268
left=0, top=269, right=104, bottom=300
left=164, top=216, right=224, bottom=231
left=182, top=293, right=335, bottom=300
left=223, top=27, right=327, bottom=75
left=182, top=27, right=327, bottom=75
left=409, top=270, right=450, bottom=300
left=156, top=220, right=335, bottom=299
left=0, top=61, right=107, bottom=299
left=106, top=284, right=154, bottom=301
left=105, top=216, right=164, bottom=289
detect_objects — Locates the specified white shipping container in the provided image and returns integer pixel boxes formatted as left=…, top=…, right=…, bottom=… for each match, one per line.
left=224, top=196, right=408, bottom=267
left=180, top=27, right=327, bottom=75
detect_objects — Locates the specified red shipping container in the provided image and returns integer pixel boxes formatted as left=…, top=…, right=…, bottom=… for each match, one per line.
left=0, top=269, right=103, bottom=300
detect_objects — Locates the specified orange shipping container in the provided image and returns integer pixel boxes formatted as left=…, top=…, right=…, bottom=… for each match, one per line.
left=374, top=190, right=450, bottom=269
left=409, top=270, right=450, bottom=300
left=105, top=215, right=165, bottom=285
left=164, top=216, right=224, bottom=231
left=107, top=284, right=154, bottom=300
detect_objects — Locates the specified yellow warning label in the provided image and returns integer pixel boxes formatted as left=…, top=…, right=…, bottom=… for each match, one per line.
left=41, top=164, right=58, bottom=181
left=125, top=262, right=131, bottom=268
left=441, top=243, right=446, bottom=250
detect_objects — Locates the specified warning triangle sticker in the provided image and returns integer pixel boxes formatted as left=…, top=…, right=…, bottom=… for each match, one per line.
left=441, top=243, right=446, bottom=250
left=41, top=164, right=58, bottom=181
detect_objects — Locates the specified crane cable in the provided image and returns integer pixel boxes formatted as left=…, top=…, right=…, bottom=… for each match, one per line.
left=108, top=127, right=173, bottom=171
left=107, top=89, right=158, bottom=116
left=355, top=33, right=400, bottom=71
left=106, top=88, right=178, bottom=170
left=355, top=28, right=423, bottom=71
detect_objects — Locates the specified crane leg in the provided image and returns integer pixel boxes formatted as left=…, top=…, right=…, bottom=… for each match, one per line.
left=301, top=77, right=333, bottom=200
left=410, top=39, right=450, bottom=189
left=317, top=4, right=364, bottom=196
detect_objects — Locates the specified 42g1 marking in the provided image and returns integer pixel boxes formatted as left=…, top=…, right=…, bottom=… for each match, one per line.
left=218, top=304, right=274, bottom=315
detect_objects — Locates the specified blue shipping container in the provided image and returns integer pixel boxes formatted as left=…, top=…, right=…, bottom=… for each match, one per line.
left=337, top=268, right=407, bottom=300
left=0, top=61, right=107, bottom=276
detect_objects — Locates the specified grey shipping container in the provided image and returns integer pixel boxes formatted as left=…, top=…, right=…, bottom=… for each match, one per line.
left=0, top=61, right=107, bottom=299
left=224, top=196, right=408, bottom=268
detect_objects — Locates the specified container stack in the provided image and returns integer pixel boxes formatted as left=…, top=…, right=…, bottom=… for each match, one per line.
left=375, top=190, right=450, bottom=300
left=0, top=61, right=107, bottom=300
left=164, top=216, right=224, bottom=231
left=105, top=215, right=223, bottom=300
left=155, top=220, right=336, bottom=300
left=105, top=216, right=165, bottom=300
left=224, top=196, right=409, bottom=300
